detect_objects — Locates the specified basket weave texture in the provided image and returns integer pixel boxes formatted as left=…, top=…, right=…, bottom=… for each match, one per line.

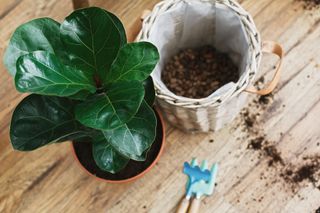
left=137, top=0, right=262, bottom=132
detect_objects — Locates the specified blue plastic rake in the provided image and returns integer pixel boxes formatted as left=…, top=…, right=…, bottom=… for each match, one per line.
left=176, top=158, right=218, bottom=213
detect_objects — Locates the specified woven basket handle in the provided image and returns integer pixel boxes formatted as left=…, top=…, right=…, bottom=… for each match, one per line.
left=244, top=41, right=283, bottom=95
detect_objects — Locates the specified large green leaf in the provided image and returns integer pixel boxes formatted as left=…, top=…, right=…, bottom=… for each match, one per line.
left=106, top=42, right=159, bottom=84
left=15, top=51, right=96, bottom=96
left=143, top=76, right=155, bottom=106
left=102, top=101, right=156, bottom=159
left=10, top=94, right=88, bottom=151
left=92, top=133, right=129, bottom=173
left=3, top=18, right=66, bottom=76
left=75, top=81, right=144, bottom=130
left=60, top=7, right=125, bottom=82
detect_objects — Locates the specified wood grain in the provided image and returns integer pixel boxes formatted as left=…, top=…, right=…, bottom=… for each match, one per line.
left=0, top=0, right=319, bottom=212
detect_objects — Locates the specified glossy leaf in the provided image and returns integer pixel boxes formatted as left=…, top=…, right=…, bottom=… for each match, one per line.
left=3, top=18, right=66, bottom=76
left=143, top=76, right=155, bottom=106
left=75, top=81, right=144, bottom=130
left=60, top=7, right=125, bottom=82
left=92, top=133, right=129, bottom=173
left=105, top=10, right=127, bottom=46
left=10, top=94, right=88, bottom=151
left=103, top=101, right=156, bottom=159
left=15, top=51, right=96, bottom=96
left=120, top=146, right=150, bottom=162
left=106, top=42, right=159, bottom=84
left=68, top=90, right=91, bottom=101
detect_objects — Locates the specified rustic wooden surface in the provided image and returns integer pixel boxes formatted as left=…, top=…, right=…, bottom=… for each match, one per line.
left=0, top=0, right=319, bottom=212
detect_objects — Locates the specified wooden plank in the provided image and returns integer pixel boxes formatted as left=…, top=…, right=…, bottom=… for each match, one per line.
left=0, top=0, right=319, bottom=212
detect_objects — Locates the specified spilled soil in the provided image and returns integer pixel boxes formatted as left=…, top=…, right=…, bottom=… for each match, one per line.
left=238, top=76, right=320, bottom=195
left=296, top=0, right=320, bottom=10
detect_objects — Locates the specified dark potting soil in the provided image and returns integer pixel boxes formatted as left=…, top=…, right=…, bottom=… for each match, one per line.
left=73, top=112, right=163, bottom=181
left=162, top=45, right=239, bottom=99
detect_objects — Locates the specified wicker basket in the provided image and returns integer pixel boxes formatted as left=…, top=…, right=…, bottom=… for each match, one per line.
left=136, top=0, right=283, bottom=132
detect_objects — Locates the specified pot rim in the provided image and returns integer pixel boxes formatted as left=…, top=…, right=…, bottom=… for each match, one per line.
left=70, top=107, right=166, bottom=184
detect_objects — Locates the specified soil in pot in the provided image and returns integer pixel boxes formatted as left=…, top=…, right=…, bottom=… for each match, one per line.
left=162, top=45, right=239, bottom=99
left=72, top=111, right=164, bottom=181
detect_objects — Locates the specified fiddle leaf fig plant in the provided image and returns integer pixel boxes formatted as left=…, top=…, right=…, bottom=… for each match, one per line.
left=4, top=7, right=159, bottom=174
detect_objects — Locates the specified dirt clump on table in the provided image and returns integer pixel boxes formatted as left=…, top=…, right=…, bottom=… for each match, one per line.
left=240, top=106, right=284, bottom=168
left=237, top=83, right=320, bottom=195
left=281, top=156, right=320, bottom=188
left=162, top=45, right=239, bottom=99
left=296, top=0, right=320, bottom=10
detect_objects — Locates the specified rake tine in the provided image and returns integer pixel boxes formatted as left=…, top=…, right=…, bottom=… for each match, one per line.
left=200, top=160, right=208, bottom=171
left=208, top=163, right=219, bottom=192
left=191, top=158, right=198, bottom=166
left=211, top=163, right=218, bottom=180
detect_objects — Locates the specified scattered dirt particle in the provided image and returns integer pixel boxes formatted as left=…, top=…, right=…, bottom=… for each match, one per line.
left=315, top=206, right=320, bottom=213
left=283, top=156, right=320, bottom=184
left=285, top=170, right=293, bottom=176
left=264, top=145, right=284, bottom=166
left=281, top=156, right=320, bottom=193
left=294, top=164, right=316, bottom=182
left=258, top=94, right=273, bottom=105
left=255, top=76, right=265, bottom=85
left=241, top=109, right=257, bottom=129
left=209, top=139, right=214, bottom=143
left=248, top=137, right=264, bottom=150
left=258, top=196, right=264, bottom=202
left=296, top=0, right=320, bottom=10
left=244, top=116, right=254, bottom=128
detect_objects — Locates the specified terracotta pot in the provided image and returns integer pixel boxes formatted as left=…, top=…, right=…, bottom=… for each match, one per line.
left=71, top=108, right=165, bottom=183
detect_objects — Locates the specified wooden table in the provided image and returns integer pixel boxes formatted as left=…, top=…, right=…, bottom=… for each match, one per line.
left=0, top=0, right=319, bottom=212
